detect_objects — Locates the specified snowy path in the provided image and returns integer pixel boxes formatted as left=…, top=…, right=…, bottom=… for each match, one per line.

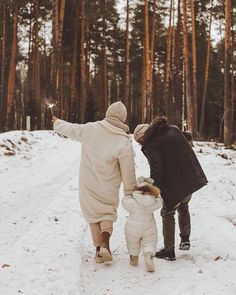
left=0, top=131, right=86, bottom=295
left=0, top=131, right=236, bottom=295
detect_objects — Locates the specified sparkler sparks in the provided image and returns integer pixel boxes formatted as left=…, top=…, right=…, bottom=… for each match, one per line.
left=48, top=103, right=55, bottom=116
left=45, top=99, right=56, bottom=116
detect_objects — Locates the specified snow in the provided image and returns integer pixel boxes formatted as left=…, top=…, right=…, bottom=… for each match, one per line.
left=0, top=130, right=236, bottom=295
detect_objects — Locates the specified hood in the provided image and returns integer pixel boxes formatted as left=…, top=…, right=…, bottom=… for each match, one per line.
left=105, top=101, right=127, bottom=123
left=133, top=124, right=150, bottom=143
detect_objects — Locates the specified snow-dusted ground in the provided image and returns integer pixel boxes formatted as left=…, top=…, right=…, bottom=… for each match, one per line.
left=0, top=130, right=235, bottom=295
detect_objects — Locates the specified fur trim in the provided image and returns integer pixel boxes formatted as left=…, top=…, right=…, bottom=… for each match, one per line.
left=133, top=183, right=161, bottom=196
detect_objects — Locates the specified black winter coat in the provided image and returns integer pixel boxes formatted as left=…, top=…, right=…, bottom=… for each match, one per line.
left=142, top=125, right=208, bottom=209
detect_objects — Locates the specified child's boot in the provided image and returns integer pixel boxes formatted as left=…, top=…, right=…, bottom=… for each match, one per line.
left=144, top=253, right=155, bottom=272
left=130, top=255, right=139, bottom=266
left=100, top=231, right=113, bottom=262
left=95, top=246, right=103, bottom=264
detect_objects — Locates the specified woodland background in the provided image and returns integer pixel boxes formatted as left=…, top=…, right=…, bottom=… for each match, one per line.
left=0, top=0, right=235, bottom=145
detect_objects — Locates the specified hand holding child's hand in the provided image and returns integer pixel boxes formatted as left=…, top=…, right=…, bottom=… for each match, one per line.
left=51, top=116, right=58, bottom=124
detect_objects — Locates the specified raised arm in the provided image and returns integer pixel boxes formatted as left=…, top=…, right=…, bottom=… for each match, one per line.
left=53, top=118, right=84, bottom=142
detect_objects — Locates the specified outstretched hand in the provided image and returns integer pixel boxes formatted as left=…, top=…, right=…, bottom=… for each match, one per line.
left=51, top=116, right=58, bottom=124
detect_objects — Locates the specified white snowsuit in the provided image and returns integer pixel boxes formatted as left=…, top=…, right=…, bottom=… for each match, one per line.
left=122, top=191, right=163, bottom=256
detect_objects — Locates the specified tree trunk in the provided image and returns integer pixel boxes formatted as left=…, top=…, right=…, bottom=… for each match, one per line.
left=59, top=55, right=65, bottom=119
left=70, top=3, right=79, bottom=122
left=51, top=0, right=58, bottom=92
left=175, top=0, right=182, bottom=77
left=190, top=0, right=198, bottom=132
left=174, top=0, right=183, bottom=126
left=85, top=11, right=90, bottom=111
left=199, top=0, right=213, bottom=137
left=149, top=0, right=156, bottom=120
left=26, top=4, right=33, bottom=129
left=58, top=0, right=65, bottom=116
left=170, top=0, right=176, bottom=123
left=231, top=13, right=235, bottom=143
left=163, top=0, right=173, bottom=118
left=42, top=30, right=47, bottom=129
left=124, top=0, right=130, bottom=116
left=182, top=0, right=196, bottom=136
left=101, top=0, right=108, bottom=115
left=0, top=3, right=6, bottom=130
left=51, top=0, right=65, bottom=108
left=144, top=0, right=151, bottom=122
left=224, top=0, right=233, bottom=145
left=141, top=46, right=146, bottom=122
left=34, top=0, right=41, bottom=129
left=6, top=4, right=18, bottom=130
left=79, top=0, right=87, bottom=123
left=58, top=0, right=65, bottom=51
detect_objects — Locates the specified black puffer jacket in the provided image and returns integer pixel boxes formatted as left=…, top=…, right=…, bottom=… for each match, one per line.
left=142, top=124, right=207, bottom=209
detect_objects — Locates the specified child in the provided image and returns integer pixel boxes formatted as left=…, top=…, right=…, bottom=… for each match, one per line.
left=122, top=176, right=163, bottom=272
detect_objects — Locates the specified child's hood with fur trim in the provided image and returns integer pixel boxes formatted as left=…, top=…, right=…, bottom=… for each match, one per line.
left=133, top=183, right=161, bottom=208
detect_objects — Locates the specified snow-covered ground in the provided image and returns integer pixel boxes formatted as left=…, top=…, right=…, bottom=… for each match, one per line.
left=0, top=130, right=235, bottom=295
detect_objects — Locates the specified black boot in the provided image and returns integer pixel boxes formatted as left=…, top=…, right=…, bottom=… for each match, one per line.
left=155, top=248, right=176, bottom=261
left=179, top=236, right=190, bottom=250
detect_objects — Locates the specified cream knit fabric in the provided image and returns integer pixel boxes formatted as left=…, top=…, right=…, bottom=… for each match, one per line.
left=105, top=101, right=127, bottom=123
left=133, top=124, right=149, bottom=143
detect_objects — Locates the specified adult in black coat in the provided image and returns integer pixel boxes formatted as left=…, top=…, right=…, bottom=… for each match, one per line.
left=133, top=116, right=207, bottom=260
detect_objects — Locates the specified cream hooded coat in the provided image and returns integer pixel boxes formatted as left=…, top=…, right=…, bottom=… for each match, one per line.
left=53, top=112, right=136, bottom=224
left=122, top=190, right=163, bottom=256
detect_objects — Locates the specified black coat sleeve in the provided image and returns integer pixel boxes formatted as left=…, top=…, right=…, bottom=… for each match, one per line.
left=142, top=144, right=163, bottom=187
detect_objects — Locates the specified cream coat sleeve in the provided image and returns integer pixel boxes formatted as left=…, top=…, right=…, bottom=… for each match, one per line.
left=122, top=195, right=135, bottom=212
left=53, top=119, right=84, bottom=142
left=118, top=143, right=136, bottom=195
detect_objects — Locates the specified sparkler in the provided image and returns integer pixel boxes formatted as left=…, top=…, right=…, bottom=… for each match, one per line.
left=182, top=119, right=187, bottom=131
left=48, top=103, right=55, bottom=116
left=45, top=99, right=56, bottom=116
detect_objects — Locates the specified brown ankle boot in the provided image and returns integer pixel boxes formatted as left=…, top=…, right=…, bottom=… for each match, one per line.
left=101, top=231, right=110, bottom=251
left=95, top=246, right=103, bottom=264
left=100, top=231, right=113, bottom=262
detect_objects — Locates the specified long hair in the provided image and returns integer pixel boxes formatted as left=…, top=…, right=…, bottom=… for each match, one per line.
left=141, top=116, right=168, bottom=145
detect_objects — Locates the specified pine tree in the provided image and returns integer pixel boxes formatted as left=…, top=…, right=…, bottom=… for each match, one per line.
left=6, top=2, right=19, bottom=129
left=0, top=2, right=6, bottom=130
left=224, top=0, right=233, bottom=145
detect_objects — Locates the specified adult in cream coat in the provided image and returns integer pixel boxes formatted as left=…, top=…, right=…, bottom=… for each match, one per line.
left=52, top=101, right=136, bottom=263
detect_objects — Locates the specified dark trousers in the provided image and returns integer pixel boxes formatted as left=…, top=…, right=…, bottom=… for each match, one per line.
left=161, top=195, right=191, bottom=250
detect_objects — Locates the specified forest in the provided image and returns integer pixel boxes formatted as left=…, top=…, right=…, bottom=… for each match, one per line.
left=0, top=0, right=235, bottom=145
